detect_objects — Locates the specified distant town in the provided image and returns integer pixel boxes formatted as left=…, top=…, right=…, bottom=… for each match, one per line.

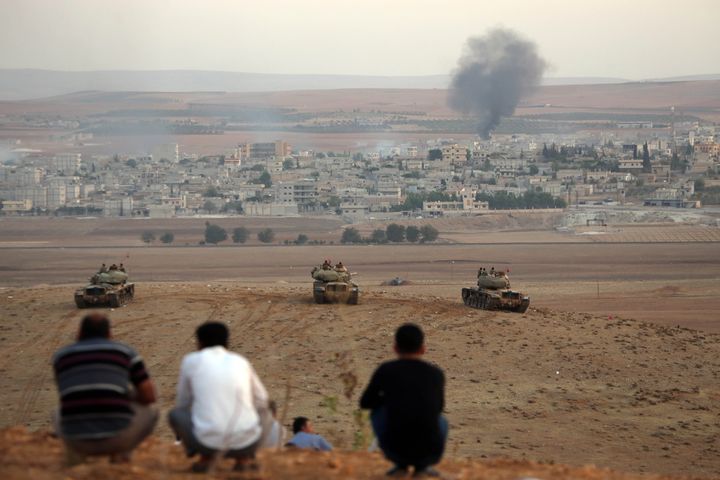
left=1, top=110, right=718, bottom=222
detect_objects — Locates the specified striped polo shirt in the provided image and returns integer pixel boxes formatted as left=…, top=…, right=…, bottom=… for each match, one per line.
left=53, top=338, right=150, bottom=439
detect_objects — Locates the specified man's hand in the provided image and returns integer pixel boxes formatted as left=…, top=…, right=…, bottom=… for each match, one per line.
left=135, top=378, right=157, bottom=405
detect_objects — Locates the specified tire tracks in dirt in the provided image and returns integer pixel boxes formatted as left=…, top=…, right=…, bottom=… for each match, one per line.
left=13, top=308, right=78, bottom=425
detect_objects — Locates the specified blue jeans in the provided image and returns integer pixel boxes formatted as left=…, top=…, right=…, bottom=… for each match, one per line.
left=370, top=408, right=448, bottom=469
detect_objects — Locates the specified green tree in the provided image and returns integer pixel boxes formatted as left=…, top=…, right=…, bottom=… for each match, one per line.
left=221, top=200, right=243, bottom=214
left=202, top=200, right=217, bottom=213
left=203, top=186, right=220, bottom=197
left=232, top=227, right=249, bottom=244
left=283, top=159, right=295, bottom=170
left=258, top=170, right=272, bottom=187
left=160, top=232, right=174, bottom=244
left=642, top=142, right=651, bottom=172
left=296, top=233, right=309, bottom=245
left=204, top=222, right=227, bottom=244
left=386, top=223, right=406, bottom=242
left=341, top=227, right=362, bottom=244
left=420, top=225, right=439, bottom=242
left=695, top=178, right=706, bottom=192
left=126, top=158, right=137, bottom=168
left=370, top=229, right=387, bottom=243
left=528, top=164, right=539, bottom=175
left=257, top=228, right=275, bottom=243
left=141, top=231, right=155, bottom=244
left=405, top=225, right=421, bottom=243
left=427, top=149, right=442, bottom=160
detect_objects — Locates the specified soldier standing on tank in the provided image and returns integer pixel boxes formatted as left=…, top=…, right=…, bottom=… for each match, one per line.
left=119, top=264, right=126, bottom=273
left=322, top=259, right=332, bottom=270
left=490, top=267, right=495, bottom=276
left=109, top=264, right=118, bottom=271
left=335, top=262, right=348, bottom=273
left=99, top=264, right=108, bottom=274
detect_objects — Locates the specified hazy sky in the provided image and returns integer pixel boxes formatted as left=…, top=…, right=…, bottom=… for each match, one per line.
left=1, top=0, right=718, bottom=79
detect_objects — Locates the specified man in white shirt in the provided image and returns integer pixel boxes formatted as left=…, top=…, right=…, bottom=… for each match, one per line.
left=169, top=322, right=271, bottom=473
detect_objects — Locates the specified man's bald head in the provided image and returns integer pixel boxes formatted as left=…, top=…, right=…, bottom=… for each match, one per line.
left=79, top=313, right=111, bottom=340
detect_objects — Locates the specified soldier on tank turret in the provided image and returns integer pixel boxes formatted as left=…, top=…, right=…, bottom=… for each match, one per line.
left=99, top=263, right=108, bottom=274
left=335, top=262, right=348, bottom=273
left=109, top=264, right=118, bottom=271
left=119, top=263, right=126, bottom=273
left=322, top=259, right=332, bottom=270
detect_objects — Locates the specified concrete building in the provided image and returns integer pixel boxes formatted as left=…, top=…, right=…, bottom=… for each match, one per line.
left=15, top=186, right=48, bottom=209
left=103, top=197, right=134, bottom=216
left=50, top=153, right=81, bottom=174
left=340, top=203, right=370, bottom=216
left=423, top=188, right=489, bottom=214
left=1, top=199, right=33, bottom=213
left=244, top=202, right=298, bottom=216
left=441, top=144, right=467, bottom=165
left=238, top=141, right=291, bottom=160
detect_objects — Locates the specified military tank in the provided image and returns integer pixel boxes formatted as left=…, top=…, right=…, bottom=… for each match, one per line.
left=75, top=270, right=135, bottom=308
left=462, top=272, right=529, bottom=313
left=311, top=266, right=359, bottom=304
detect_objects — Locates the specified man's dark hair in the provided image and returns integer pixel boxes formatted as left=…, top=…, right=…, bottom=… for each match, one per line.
left=395, top=323, right=424, bottom=354
left=79, top=313, right=111, bottom=340
left=196, top=322, right=229, bottom=348
left=292, top=416, right=309, bottom=434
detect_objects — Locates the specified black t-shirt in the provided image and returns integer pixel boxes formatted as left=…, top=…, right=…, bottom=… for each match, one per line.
left=360, top=358, right=445, bottom=457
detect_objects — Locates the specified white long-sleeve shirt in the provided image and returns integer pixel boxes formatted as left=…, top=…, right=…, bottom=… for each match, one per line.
left=176, top=346, right=268, bottom=450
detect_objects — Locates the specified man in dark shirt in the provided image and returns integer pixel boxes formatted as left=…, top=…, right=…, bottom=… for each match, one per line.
left=360, top=323, right=447, bottom=478
left=52, top=313, right=158, bottom=464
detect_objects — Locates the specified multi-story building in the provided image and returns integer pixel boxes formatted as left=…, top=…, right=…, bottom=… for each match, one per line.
left=238, top=141, right=291, bottom=160
left=50, top=153, right=81, bottom=174
left=441, top=144, right=466, bottom=165
left=47, top=184, right=67, bottom=209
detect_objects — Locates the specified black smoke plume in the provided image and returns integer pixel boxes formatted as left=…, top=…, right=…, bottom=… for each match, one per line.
left=448, top=28, right=547, bottom=138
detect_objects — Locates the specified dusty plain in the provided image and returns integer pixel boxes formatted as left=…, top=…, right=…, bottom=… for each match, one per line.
left=0, top=217, right=720, bottom=478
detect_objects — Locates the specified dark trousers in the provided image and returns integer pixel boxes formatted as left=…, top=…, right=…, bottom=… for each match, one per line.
left=53, top=404, right=158, bottom=457
left=168, top=407, right=260, bottom=459
left=371, top=408, right=448, bottom=470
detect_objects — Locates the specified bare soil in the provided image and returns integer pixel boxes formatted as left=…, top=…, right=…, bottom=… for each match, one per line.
left=0, top=219, right=719, bottom=478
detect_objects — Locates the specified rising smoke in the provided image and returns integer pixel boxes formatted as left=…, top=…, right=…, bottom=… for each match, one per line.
left=448, top=28, right=547, bottom=138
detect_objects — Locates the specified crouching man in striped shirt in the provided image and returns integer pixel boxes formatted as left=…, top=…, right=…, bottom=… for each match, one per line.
left=168, top=322, right=272, bottom=473
left=52, top=313, right=159, bottom=464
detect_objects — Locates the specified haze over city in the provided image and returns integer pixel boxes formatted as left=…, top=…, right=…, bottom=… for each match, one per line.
left=1, top=2, right=720, bottom=480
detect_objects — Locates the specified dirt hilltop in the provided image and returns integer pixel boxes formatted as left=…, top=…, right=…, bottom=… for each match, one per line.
left=1, top=284, right=719, bottom=478
left=0, top=427, right=710, bottom=480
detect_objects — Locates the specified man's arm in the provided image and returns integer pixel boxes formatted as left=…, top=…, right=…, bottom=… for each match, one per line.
left=249, top=364, right=269, bottom=410
left=317, top=435, right=333, bottom=451
left=129, top=352, right=156, bottom=404
left=175, top=356, right=193, bottom=409
left=135, top=378, right=157, bottom=404
left=359, top=367, right=384, bottom=410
